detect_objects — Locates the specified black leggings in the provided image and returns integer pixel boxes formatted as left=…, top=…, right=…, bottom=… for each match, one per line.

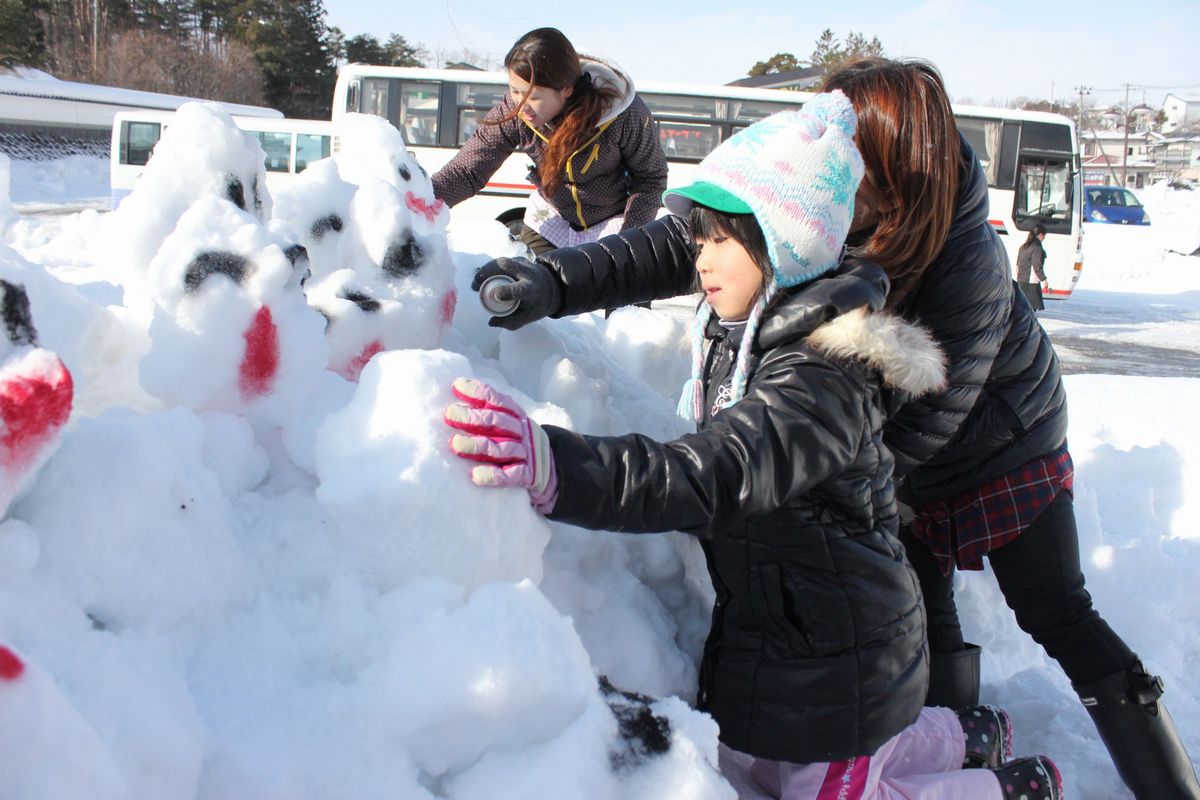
left=900, top=489, right=1136, bottom=686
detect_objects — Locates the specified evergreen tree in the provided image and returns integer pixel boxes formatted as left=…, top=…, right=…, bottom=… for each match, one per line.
left=809, top=28, right=840, bottom=72
left=383, top=33, right=424, bottom=67
left=809, top=29, right=885, bottom=74
left=747, top=52, right=799, bottom=77
left=343, top=33, right=386, bottom=65
left=230, top=0, right=335, bottom=117
left=0, top=0, right=47, bottom=67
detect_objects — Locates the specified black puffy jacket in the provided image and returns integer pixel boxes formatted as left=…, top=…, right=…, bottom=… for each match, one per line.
left=538, top=138, right=1067, bottom=503
left=545, top=260, right=947, bottom=763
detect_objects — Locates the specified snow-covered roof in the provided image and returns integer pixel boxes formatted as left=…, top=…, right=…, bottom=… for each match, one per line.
left=0, top=69, right=279, bottom=118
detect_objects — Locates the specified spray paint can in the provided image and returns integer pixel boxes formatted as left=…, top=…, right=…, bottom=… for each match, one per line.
left=478, top=275, right=519, bottom=317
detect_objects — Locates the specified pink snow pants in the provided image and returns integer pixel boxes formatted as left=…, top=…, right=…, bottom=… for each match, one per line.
left=747, top=707, right=1003, bottom=799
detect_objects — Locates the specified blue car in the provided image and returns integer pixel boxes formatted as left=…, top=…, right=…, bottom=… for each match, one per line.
left=1084, top=186, right=1151, bottom=225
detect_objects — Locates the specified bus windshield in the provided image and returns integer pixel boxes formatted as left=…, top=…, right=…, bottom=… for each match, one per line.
left=1014, top=157, right=1073, bottom=234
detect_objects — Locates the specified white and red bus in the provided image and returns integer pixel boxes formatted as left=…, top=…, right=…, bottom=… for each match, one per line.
left=331, top=66, right=1084, bottom=298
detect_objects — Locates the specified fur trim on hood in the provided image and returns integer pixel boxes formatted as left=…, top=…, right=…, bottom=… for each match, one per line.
left=807, top=306, right=947, bottom=397
left=580, top=55, right=635, bottom=125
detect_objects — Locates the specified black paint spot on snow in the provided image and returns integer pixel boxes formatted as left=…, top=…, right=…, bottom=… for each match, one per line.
left=416, top=162, right=428, bottom=179
left=313, top=306, right=334, bottom=330
left=184, top=251, right=251, bottom=292
left=397, top=164, right=411, bottom=181
left=381, top=234, right=424, bottom=277
left=282, top=244, right=312, bottom=286
left=338, top=288, right=381, bottom=313
left=599, top=676, right=672, bottom=771
left=310, top=214, right=344, bottom=241
left=225, top=176, right=246, bottom=210
left=283, top=243, right=308, bottom=265
left=0, top=279, right=38, bottom=347
left=251, top=175, right=263, bottom=216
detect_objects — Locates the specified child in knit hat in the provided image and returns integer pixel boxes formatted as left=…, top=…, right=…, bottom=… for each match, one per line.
left=443, top=92, right=1061, bottom=799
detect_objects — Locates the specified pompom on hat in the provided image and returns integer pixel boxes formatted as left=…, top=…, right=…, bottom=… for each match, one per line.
left=664, top=91, right=866, bottom=421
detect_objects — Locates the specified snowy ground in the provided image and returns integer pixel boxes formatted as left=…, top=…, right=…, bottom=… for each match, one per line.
left=2, top=132, right=1200, bottom=799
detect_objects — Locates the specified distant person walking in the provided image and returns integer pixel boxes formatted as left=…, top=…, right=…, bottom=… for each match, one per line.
left=431, top=27, right=667, bottom=256
left=1015, top=225, right=1047, bottom=310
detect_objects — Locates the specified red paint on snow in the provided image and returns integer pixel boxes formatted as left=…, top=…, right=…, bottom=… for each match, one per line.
left=0, top=358, right=73, bottom=470
left=405, top=191, right=445, bottom=223
left=440, top=289, right=457, bottom=327
left=238, top=306, right=279, bottom=400
left=339, top=339, right=384, bottom=382
left=0, top=645, right=25, bottom=681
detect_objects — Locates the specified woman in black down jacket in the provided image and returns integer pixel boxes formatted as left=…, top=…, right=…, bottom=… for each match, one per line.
left=467, top=58, right=1199, bottom=800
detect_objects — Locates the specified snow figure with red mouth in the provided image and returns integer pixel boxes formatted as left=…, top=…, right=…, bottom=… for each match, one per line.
left=107, top=104, right=328, bottom=423
left=0, top=643, right=127, bottom=799
left=0, top=279, right=73, bottom=517
left=137, top=194, right=327, bottom=423
left=273, top=113, right=458, bottom=382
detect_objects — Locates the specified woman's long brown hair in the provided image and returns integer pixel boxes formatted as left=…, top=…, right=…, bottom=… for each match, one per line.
left=821, top=57, right=962, bottom=307
left=497, top=28, right=621, bottom=194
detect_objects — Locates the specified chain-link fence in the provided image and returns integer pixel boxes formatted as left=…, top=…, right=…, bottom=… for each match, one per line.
left=0, top=124, right=110, bottom=161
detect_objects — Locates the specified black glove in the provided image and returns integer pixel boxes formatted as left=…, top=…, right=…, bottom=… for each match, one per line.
left=471, top=256, right=565, bottom=330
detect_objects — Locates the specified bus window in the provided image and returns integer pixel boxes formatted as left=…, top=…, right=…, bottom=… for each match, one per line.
left=398, top=83, right=439, bottom=145
left=641, top=94, right=719, bottom=120
left=121, top=120, right=161, bottom=166
left=730, top=98, right=801, bottom=123
left=295, top=133, right=330, bottom=172
left=363, top=78, right=390, bottom=119
left=957, top=117, right=1003, bottom=186
left=455, top=83, right=509, bottom=144
left=658, top=122, right=721, bottom=161
left=1014, top=157, right=1072, bottom=234
left=254, top=131, right=292, bottom=172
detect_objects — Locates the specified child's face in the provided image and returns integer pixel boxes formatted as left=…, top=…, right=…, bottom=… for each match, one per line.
left=695, top=234, right=764, bottom=322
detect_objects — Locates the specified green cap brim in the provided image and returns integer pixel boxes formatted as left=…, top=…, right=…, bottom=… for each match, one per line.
left=663, top=181, right=752, bottom=216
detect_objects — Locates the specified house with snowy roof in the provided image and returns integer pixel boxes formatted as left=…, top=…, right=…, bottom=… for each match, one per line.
left=1162, top=93, right=1200, bottom=134
left=725, top=66, right=824, bottom=91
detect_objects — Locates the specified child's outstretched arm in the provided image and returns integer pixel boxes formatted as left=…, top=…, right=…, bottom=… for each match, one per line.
left=443, top=378, right=558, bottom=514
left=544, top=353, right=868, bottom=538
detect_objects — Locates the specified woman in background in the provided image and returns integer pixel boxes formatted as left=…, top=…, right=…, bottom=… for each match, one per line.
left=431, top=27, right=667, bottom=256
left=1015, top=224, right=1048, bottom=310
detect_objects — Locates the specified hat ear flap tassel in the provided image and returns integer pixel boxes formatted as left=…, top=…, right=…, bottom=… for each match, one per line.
left=677, top=377, right=704, bottom=422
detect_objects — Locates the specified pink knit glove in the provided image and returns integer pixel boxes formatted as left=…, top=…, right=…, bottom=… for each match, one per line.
left=443, top=377, right=558, bottom=514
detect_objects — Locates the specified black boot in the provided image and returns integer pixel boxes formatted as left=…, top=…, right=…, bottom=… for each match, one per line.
left=1074, top=660, right=1200, bottom=799
left=926, top=642, right=981, bottom=709
left=992, top=755, right=1062, bottom=800
left=958, top=705, right=1013, bottom=769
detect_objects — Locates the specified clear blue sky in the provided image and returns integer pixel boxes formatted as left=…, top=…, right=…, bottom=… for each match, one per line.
left=322, top=0, right=1200, bottom=111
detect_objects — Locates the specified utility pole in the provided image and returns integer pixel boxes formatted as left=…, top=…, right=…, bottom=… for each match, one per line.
left=1075, top=85, right=1091, bottom=138
left=1121, top=83, right=1131, bottom=187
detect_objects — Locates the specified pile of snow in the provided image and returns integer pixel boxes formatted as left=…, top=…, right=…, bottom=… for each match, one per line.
left=1078, top=185, right=1200, bottom=294
left=5, top=155, right=110, bottom=206
left=0, top=153, right=13, bottom=231
left=2, top=101, right=1200, bottom=799
left=0, top=103, right=729, bottom=800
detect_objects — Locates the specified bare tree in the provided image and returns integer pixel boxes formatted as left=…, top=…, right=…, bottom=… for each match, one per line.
left=94, top=29, right=266, bottom=106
